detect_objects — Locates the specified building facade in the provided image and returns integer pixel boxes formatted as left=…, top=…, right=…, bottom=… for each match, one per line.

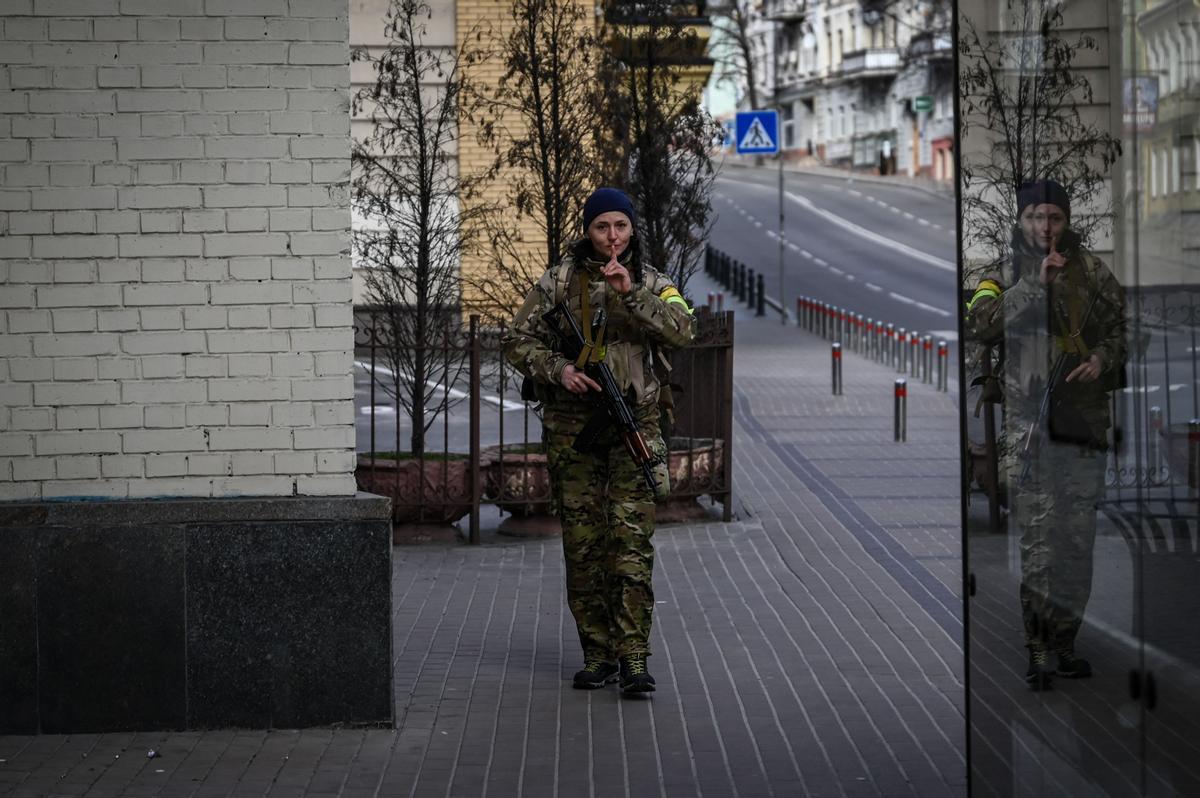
left=729, top=0, right=953, bottom=180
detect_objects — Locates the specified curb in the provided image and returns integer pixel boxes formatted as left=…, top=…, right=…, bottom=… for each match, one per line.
left=720, top=157, right=954, bottom=202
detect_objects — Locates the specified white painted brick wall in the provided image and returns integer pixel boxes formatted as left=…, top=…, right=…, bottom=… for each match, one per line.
left=0, top=1, right=356, bottom=501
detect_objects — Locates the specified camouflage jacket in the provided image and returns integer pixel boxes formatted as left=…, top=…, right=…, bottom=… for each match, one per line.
left=503, top=240, right=695, bottom=424
left=965, top=228, right=1127, bottom=441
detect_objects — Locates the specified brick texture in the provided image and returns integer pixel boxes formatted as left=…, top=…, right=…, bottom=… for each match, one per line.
left=0, top=0, right=355, bottom=500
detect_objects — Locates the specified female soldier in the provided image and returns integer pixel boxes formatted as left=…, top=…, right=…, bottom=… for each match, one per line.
left=503, top=188, right=694, bottom=694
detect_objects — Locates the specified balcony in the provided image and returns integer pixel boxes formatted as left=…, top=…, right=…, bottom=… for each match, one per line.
left=906, top=32, right=952, bottom=61
left=604, top=1, right=714, bottom=88
left=763, top=0, right=806, bottom=22
left=838, top=48, right=900, bottom=80
left=606, top=0, right=709, bottom=26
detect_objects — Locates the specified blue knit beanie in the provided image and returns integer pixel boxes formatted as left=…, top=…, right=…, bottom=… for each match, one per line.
left=1017, top=179, right=1070, bottom=220
left=582, top=188, right=637, bottom=232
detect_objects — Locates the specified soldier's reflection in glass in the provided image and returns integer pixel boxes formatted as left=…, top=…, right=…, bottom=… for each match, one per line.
left=966, top=179, right=1127, bottom=690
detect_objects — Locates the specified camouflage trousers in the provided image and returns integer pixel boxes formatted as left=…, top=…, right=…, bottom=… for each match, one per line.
left=545, top=407, right=668, bottom=661
left=1009, top=439, right=1107, bottom=653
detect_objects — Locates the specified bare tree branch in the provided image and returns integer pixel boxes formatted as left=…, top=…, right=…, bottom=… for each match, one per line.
left=351, top=0, right=493, bottom=456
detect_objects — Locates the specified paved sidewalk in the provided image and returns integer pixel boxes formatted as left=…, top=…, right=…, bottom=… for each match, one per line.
left=0, top=274, right=966, bottom=798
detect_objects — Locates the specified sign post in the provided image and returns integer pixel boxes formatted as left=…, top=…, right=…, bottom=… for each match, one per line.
left=735, top=110, right=786, bottom=323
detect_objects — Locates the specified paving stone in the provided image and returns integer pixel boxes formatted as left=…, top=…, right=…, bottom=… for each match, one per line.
left=0, top=271, right=966, bottom=796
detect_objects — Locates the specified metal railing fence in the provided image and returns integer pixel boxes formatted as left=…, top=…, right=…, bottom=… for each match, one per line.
left=353, top=307, right=734, bottom=542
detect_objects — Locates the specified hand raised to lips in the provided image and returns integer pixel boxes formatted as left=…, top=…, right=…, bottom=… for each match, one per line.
left=1039, top=237, right=1066, bottom=285
left=601, top=250, right=632, bottom=295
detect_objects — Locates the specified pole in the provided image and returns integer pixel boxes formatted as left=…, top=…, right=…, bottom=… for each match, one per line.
left=832, top=343, right=842, bottom=395
left=1149, top=406, right=1164, bottom=484
left=894, top=379, right=907, bottom=442
left=922, top=335, right=933, bottom=383
left=778, top=143, right=786, bottom=324
left=468, top=314, right=481, bottom=544
left=937, top=339, right=948, bottom=392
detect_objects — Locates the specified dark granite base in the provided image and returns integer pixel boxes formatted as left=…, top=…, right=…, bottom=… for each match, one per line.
left=0, top=494, right=392, bottom=734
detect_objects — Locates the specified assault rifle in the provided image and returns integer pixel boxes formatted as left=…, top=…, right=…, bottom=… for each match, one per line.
left=543, top=301, right=660, bottom=493
left=1018, top=288, right=1103, bottom=484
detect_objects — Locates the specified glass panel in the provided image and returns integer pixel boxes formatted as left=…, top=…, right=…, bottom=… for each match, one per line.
left=1120, top=0, right=1200, bottom=792
left=962, top=0, right=1200, bottom=792
left=959, top=0, right=1144, bottom=792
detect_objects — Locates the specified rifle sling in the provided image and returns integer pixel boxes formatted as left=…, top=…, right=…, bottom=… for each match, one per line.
left=574, top=271, right=609, bottom=370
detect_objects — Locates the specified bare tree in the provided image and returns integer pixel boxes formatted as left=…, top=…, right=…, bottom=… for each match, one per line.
left=468, top=0, right=608, bottom=322
left=606, top=0, right=723, bottom=298
left=958, top=0, right=1121, bottom=257
left=707, top=0, right=762, bottom=110
left=351, top=0, right=490, bottom=457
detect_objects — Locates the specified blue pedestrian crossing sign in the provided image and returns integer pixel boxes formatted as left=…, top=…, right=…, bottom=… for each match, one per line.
left=735, top=110, right=779, bottom=155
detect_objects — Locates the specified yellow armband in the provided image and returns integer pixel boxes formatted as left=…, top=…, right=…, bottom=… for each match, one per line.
left=658, top=286, right=693, bottom=315
left=965, top=279, right=1003, bottom=312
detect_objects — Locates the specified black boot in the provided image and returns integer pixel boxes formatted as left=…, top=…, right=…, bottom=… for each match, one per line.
left=573, top=652, right=619, bottom=689
left=1025, top=649, right=1054, bottom=691
left=1055, top=649, right=1093, bottom=679
left=619, top=653, right=656, bottom=694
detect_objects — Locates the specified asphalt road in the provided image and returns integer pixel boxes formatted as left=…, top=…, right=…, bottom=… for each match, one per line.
left=353, top=167, right=962, bottom=457
left=353, top=168, right=1199, bottom=492
left=707, top=164, right=959, bottom=345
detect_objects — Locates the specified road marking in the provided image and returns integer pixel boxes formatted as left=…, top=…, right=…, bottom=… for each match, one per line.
left=828, top=266, right=844, bottom=276
left=928, top=329, right=959, bottom=342
left=784, top=190, right=956, bottom=272
left=845, top=274, right=856, bottom=281
left=848, top=189, right=863, bottom=197
left=355, top=360, right=526, bottom=411
left=866, top=282, right=884, bottom=292
left=903, top=212, right=915, bottom=220
left=1124, top=385, right=1162, bottom=394
left=887, top=291, right=953, bottom=317
left=918, top=219, right=930, bottom=226
left=916, top=301, right=953, bottom=317
left=754, top=220, right=763, bottom=228
left=800, top=249, right=813, bottom=259
left=814, top=257, right=828, bottom=266
left=360, top=405, right=395, bottom=415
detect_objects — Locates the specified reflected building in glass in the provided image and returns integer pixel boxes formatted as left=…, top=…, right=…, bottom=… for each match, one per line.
left=958, top=0, right=1200, bottom=794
